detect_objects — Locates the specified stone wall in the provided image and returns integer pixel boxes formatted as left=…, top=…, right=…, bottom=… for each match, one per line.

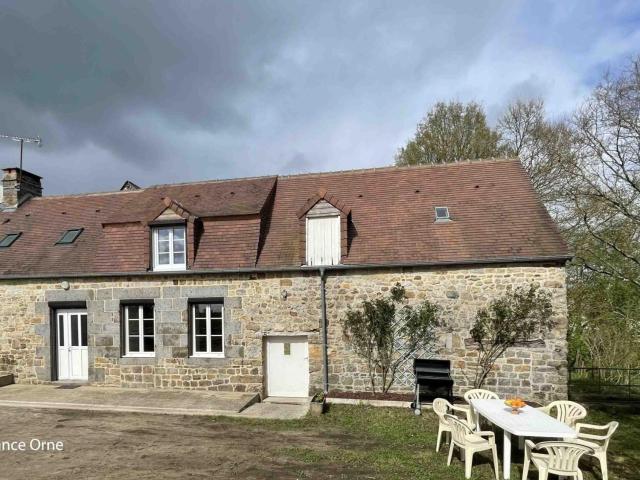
left=0, top=262, right=568, bottom=401
left=0, top=274, right=323, bottom=395
left=325, top=264, right=568, bottom=401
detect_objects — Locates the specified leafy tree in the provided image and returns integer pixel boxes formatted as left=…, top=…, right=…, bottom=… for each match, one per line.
left=568, top=271, right=640, bottom=370
left=342, top=283, right=442, bottom=393
left=395, top=101, right=502, bottom=166
left=470, top=285, right=554, bottom=388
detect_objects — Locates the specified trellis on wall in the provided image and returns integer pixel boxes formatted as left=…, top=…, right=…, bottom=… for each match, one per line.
left=391, top=327, right=438, bottom=388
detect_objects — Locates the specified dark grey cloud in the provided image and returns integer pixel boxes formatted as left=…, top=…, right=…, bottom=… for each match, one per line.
left=0, top=0, right=638, bottom=194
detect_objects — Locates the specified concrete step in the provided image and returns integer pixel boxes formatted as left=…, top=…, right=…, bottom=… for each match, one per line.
left=262, top=396, right=310, bottom=405
left=240, top=401, right=310, bottom=419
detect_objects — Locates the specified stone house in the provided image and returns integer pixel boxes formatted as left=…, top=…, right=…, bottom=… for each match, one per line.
left=0, top=159, right=571, bottom=401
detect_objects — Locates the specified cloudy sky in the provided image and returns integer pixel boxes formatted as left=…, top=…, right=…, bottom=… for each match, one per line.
left=0, top=1, right=638, bottom=194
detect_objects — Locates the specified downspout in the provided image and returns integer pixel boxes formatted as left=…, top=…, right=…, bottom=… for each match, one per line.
left=319, top=267, right=329, bottom=394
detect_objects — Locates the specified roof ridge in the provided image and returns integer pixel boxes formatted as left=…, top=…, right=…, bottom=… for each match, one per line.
left=29, top=189, right=143, bottom=201
left=28, top=175, right=280, bottom=201
left=147, top=175, right=278, bottom=189
left=277, top=157, right=518, bottom=180
left=26, top=158, right=517, bottom=201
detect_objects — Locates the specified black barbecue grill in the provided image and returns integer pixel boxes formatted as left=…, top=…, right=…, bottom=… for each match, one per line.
left=410, top=358, right=453, bottom=415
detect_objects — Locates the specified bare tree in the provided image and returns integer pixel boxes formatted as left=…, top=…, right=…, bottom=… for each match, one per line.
left=568, top=58, right=640, bottom=288
left=497, top=99, right=574, bottom=210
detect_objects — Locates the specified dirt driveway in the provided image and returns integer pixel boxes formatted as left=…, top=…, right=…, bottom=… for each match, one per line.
left=0, top=407, right=367, bottom=480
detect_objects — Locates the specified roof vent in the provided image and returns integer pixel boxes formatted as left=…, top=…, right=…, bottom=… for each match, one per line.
left=434, top=207, right=451, bottom=222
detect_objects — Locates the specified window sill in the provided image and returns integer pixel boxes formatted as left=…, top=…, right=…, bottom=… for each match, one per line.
left=191, top=353, right=225, bottom=359
left=123, top=353, right=155, bottom=358
left=153, top=265, right=187, bottom=272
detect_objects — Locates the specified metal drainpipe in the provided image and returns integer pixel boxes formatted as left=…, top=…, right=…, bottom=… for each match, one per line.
left=319, top=267, right=329, bottom=394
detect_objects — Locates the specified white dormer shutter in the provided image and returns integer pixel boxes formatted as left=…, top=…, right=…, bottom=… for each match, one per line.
left=306, top=215, right=341, bottom=266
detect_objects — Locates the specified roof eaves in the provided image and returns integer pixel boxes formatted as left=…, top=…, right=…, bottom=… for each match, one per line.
left=0, top=254, right=572, bottom=281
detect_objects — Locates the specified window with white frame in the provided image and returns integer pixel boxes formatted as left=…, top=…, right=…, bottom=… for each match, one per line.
left=191, top=302, right=224, bottom=357
left=306, top=215, right=341, bottom=266
left=153, top=225, right=186, bottom=271
left=124, top=304, right=155, bottom=357
left=434, top=206, right=451, bottom=222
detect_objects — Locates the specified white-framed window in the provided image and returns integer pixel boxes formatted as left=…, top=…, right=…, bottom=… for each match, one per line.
left=153, top=225, right=186, bottom=271
left=306, top=215, right=341, bottom=266
left=434, top=206, right=451, bottom=222
left=124, top=304, right=155, bottom=357
left=191, top=302, right=224, bottom=358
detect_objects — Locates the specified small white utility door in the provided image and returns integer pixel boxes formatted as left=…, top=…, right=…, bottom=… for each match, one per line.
left=266, top=336, right=309, bottom=397
left=57, top=310, right=88, bottom=381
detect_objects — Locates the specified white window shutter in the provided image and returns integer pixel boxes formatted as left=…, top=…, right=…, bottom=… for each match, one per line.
left=306, top=216, right=341, bottom=265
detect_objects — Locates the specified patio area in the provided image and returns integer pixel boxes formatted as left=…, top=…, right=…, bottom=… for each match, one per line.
left=0, top=383, right=260, bottom=415
left=0, top=383, right=311, bottom=419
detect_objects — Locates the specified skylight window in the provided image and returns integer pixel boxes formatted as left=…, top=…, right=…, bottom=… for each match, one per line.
left=56, top=228, right=83, bottom=245
left=434, top=207, right=451, bottom=222
left=0, top=232, right=21, bottom=248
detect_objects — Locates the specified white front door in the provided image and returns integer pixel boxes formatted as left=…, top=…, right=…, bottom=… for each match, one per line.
left=266, top=336, right=309, bottom=397
left=56, top=310, right=88, bottom=381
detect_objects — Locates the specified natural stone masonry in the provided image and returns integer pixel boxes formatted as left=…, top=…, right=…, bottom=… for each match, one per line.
left=324, top=264, right=568, bottom=401
left=0, top=263, right=568, bottom=402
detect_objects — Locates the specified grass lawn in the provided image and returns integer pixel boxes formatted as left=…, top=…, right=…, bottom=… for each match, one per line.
left=217, top=403, right=640, bottom=480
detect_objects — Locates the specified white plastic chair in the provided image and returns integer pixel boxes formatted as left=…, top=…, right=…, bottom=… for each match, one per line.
left=464, top=389, right=499, bottom=429
left=445, top=414, right=500, bottom=480
left=569, top=421, right=619, bottom=480
left=432, top=398, right=474, bottom=452
left=523, top=440, right=593, bottom=480
left=538, top=401, right=587, bottom=428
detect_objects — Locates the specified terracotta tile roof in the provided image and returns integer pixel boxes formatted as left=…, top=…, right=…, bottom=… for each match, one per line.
left=255, top=159, right=569, bottom=267
left=102, top=176, right=277, bottom=224
left=0, top=159, right=569, bottom=277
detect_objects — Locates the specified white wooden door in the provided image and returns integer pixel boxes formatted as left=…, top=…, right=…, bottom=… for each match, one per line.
left=266, top=336, right=309, bottom=397
left=57, top=310, right=88, bottom=381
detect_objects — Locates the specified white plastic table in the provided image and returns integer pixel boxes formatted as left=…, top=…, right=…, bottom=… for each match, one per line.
left=470, top=399, right=577, bottom=480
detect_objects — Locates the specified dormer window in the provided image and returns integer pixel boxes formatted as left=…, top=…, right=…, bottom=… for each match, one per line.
left=306, top=207, right=341, bottom=266
left=434, top=206, right=451, bottom=222
left=0, top=232, right=21, bottom=248
left=152, top=225, right=186, bottom=271
left=299, top=194, right=348, bottom=267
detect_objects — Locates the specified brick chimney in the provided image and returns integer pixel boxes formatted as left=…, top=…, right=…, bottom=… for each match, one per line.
left=0, top=167, right=43, bottom=211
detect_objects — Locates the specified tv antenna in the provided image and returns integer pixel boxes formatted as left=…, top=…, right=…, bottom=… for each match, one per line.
left=0, top=133, right=42, bottom=188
